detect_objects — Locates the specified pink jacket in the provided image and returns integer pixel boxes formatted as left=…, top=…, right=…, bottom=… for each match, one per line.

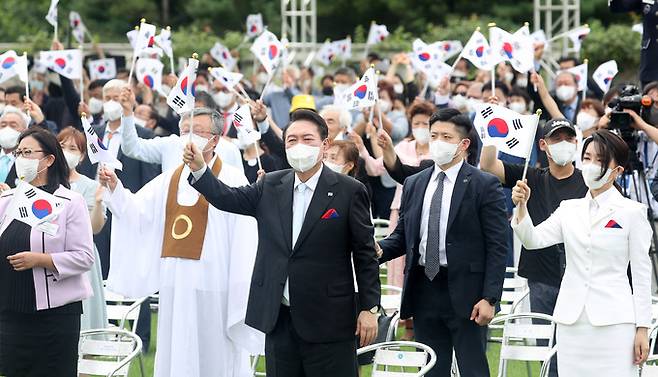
left=0, top=185, right=94, bottom=311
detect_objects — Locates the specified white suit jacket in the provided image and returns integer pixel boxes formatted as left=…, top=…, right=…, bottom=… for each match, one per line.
left=512, top=187, right=652, bottom=327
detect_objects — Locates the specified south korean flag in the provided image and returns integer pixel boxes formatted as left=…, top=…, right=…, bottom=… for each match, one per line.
left=473, top=103, right=538, bottom=158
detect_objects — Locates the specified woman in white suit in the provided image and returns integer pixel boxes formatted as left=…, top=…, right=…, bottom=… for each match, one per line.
left=511, top=129, right=651, bottom=376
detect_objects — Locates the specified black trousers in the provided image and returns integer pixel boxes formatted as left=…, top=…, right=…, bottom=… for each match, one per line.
left=411, top=266, right=489, bottom=377
left=265, top=305, right=358, bottom=377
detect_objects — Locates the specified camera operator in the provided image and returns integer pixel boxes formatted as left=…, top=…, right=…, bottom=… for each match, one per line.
left=610, top=0, right=658, bottom=87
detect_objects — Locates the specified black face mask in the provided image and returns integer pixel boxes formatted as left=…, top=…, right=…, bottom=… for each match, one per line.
left=322, top=86, right=334, bottom=96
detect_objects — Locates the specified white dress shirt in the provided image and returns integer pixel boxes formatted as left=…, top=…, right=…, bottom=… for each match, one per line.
left=103, top=125, right=123, bottom=159
left=120, top=115, right=244, bottom=173
left=282, top=165, right=323, bottom=305
left=418, top=159, right=464, bottom=267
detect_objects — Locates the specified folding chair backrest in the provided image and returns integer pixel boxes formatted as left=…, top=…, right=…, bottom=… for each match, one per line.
left=104, top=286, right=146, bottom=332
left=372, top=348, right=429, bottom=377
left=495, top=314, right=556, bottom=377
left=78, top=329, right=142, bottom=377
left=642, top=365, right=658, bottom=377
left=380, top=285, right=403, bottom=315
left=373, top=218, right=391, bottom=241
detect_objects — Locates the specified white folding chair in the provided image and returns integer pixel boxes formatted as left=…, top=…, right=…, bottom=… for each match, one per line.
left=148, top=293, right=159, bottom=312
left=103, top=283, right=148, bottom=377
left=490, top=313, right=557, bottom=377
left=250, top=354, right=265, bottom=376
left=489, top=268, right=529, bottom=343
left=373, top=218, right=391, bottom=241
left=78, top=328, right=143, bottom=377
left=357, top=341, right=437, bottom=376
left=380, top=284, right=403, bottom=315
left=642, top=325, right=658, bottom=376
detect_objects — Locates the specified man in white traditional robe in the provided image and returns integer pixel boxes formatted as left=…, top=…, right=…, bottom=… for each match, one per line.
left=100, top=107, right=263, bottom=377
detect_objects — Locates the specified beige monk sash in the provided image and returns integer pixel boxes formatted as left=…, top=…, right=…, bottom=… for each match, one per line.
left=161, top=159, right=222, bottom=260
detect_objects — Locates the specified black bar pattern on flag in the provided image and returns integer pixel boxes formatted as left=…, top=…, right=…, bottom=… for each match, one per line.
left=89, top=144, right=98, bottom=154
left=506, top=137, right=520, bottom=149
left=481, top=107, right=494, bottom=118
left=25, top=189, right=36, bottom=199
left=512, top=119, right=523, bottom=130
left=19, top=207, right=28, bottom=218
left=233, top=112, right=243, bottom=126
left=86, top=126, right=95, bottom=135
left=172, top=96, right=185, bottom=108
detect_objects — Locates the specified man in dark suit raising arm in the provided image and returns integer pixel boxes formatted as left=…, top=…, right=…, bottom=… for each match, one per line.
left=183, top=109, right=380, bottom=377
left=378, top=108, right=508, bottom=377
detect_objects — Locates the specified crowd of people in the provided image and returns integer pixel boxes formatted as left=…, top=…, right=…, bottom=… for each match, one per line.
left=1, top=6, right=658, bottom=376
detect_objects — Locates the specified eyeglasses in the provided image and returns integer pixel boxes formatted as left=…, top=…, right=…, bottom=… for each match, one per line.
left=13, top=149, right=44, bottom=158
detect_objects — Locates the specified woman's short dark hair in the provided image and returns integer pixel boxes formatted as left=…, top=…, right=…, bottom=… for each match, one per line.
left=330, top=140, right=360, bottom=177
left=18, top=128, right=70, bottom=190
left=581, top=129, right=629, bottom=180
left=429, top=108, right=473, bottom=139
left=286, top=109, right=329, bottom=140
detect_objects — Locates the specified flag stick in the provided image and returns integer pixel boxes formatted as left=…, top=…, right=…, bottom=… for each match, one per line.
left=420, top=80, right=430, bottom=99
left=54, top=22, right=58, bottom=42
left=238, top=85, right=251, bottom=102
left=259, top=71, right=274, bottom=100
left=581, top=58, right=589, bottom=102
left=522, top=109, right=542, bottom=182
left=488, top=23, right=496, bottom=96
left=166, top=26, right=175, bottom=74
left=548, top=24, right=588, bottom=42
left=79, top=45, right=84, bottom=101
left=127, top=21, right=144, bottom=86
left=254, top=141, right=263, bottom=170
left=189, top=53, right=198, bottom=143
left=22, top=52, right=30, bottom=113
left=377, top=100, right=383, bottom=131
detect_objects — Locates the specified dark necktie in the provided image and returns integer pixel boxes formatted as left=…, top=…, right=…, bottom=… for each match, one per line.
left=425, top=172, right=446, bottom=280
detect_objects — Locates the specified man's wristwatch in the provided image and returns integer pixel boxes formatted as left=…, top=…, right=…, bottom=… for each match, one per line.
left=369, top=306, right=379, bottom=314
left=484, top=297, right=498, bottom=306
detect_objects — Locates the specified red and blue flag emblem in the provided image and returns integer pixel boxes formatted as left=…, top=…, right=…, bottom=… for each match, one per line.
left=31, top=199, right=53, bottom=219
left=487, top=118, right=509, bottom=138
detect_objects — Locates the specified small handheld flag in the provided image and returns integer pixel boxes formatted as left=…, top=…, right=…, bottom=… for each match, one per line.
left=208, top=66, right=243, bottom=90
left=81, top=115, right=123, bottom=170
left=88, top=58, right=117, bottom=81
left=561, top=62, right=588, bottom=92
left=45, top=0, right=60, bottom=38
left=210, top=42, right=237, bottom=71
left=7, top=181, right=65, bottom=228
left=316, top=40, right=338, bottom=66
left=334, top=67, right=378, bottom=110
left=592, top=60, right=618, bottom=93
left=461, top=29, right=497, bottom=71
left=473, top=103, right=537, bottom=159
left=366, top=23, right=389, bottom=45
left=246, top=14, right=264, bottom=38
left=167, top=56, right=199, bottom=115
left=489, top=25, right=534, bottom=73
left=250, top=30, right=284, bottom=75
left=69, top=11, right=87, bottom=45
left=40, top=49, right=83, bottom=80
left=136, top=58, right=165, bottom=94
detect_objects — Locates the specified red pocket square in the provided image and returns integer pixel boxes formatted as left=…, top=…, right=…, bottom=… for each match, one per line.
left=605, top=220, right=622, bottom=229
left=321, top=208, right=339, bottom=219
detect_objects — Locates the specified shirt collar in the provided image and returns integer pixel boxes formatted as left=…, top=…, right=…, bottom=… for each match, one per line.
left=294, top=164, right=324, bottom=192
left=105, top=125, right=122, bottom=135
left=588, top=186, right=619, bottom=208
left=432, top=158, right=464, bottom=183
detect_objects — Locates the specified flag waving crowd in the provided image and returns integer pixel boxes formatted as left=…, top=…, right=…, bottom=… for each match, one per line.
left=1, top=1, right=658, bottom=377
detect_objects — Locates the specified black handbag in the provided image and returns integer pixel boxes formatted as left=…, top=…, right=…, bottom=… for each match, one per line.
left=357, top=308, right=399, bottom=365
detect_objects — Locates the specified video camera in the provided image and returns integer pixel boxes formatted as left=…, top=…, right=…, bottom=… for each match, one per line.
left=607, top=85, right=654, bottom=151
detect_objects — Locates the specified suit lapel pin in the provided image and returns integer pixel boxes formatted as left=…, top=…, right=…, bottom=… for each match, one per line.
left=463, top=178, right=469, bottom=183
left=328, top=192, right=334, bottom=197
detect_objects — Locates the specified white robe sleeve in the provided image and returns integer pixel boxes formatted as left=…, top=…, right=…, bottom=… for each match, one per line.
left=106, top=174, right=167, bottom=298
left=511, top=205, right=565, bottom=250
left=120, top=114, right=168, bottom=164
left=628, top=204, right=653, bottom=328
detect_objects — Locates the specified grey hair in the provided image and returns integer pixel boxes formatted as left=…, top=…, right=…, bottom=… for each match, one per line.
left=0, top=105, right=29, bottom=130
left=319, top=105, right=352, bottom=130
left=179, top=107, right=225, bottom=135
left=102, top=79, right=129, bottom=97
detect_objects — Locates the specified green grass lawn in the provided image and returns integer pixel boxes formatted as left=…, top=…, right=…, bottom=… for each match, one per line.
left=127, top=312, right=541, bottom=377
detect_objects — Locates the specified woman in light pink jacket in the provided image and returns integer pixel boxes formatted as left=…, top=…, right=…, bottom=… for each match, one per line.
left=0, top=128, right=94, bottom=377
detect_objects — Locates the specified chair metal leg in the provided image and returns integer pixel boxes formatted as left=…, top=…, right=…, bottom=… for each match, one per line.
left=139, top=354, right=146, bottom=377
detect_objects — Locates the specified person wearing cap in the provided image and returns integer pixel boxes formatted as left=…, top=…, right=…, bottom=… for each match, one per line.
left=480, top=117, right=587, bottom=377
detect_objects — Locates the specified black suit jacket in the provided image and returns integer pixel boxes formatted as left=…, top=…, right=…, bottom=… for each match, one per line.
left=379, top=162, right=508, bottom=320
left=190, top=166, right=380, bottom=343
left=2, top=163, right=17, bottom=188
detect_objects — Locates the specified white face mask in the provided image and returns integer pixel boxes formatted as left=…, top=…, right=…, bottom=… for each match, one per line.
left=286, top=143, right=320, bottom=173
left=516, top=76, right=528, bottom=88
left=257, top=72, right=269, bottom=85
left=0, top=127, right=21, bottom=149
left=393, top=83, right=404, bottom=94
left=333, top=84, right=350, bottom=97
left=15, top=156, right=45, bottom=182
left=412, top=128, right=431, bottom=145
left=63, top=151, right=81, bottom=170
left=180, top=132, right=212, bottom=153
left=581, top=162, right=616, bottom=190
left=466, top=98, right=483, bottom=113
left=134, top=117, right=148, bottom=128
left=213, top=91, right=235, bottom=109
left=556, top=85, right=576, bottom=102
left=89, top=97, right=103, bottom=115
left=324, top=161, right=346, bottom=174
left=504, top=72, right=515, bottom=83
left=378, top=100, right=392, bottom=113
left=451, top=94, right=468, bottom=111
left=547, top=140, right=577, bottom=166
left=430, top=139, right=461, bottom=166
left=103, top=100, right=122, bottom=122
left=509, top=101, right=527, bottom=114
left=576, top=112, right=598, bottom=131
left=195, top=84, right=209, bottom=94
